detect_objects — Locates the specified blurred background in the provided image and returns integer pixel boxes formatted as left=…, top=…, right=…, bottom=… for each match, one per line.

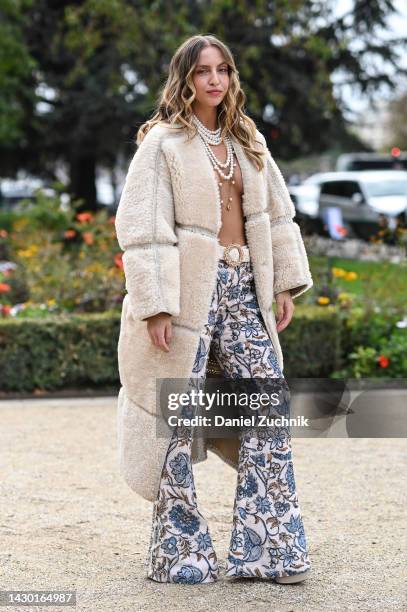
left=0, top=0, right=406, bottom=391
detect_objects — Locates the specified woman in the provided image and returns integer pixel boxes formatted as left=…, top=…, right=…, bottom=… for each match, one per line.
left=115, top=34, right=313, bottom=585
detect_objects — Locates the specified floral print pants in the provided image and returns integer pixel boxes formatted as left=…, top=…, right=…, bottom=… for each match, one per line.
left=145, top=257, right=311, bottom=584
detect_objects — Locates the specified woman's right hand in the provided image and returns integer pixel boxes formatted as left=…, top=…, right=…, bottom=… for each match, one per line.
left=145, top=312, right=173, bottom=352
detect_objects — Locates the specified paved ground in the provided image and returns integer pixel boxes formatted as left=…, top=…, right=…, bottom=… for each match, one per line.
left=0, top=396, right=406, bottom=611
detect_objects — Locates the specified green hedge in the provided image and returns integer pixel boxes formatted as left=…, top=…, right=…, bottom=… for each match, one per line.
left=280, top=305, right=343, bottom=377
left=0, top=312, right=121, bottom=392
left=0, top=306, right=343, bottom=392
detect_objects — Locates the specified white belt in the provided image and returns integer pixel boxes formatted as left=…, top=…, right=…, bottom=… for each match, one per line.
left=217, top=243, right=251, bottom=267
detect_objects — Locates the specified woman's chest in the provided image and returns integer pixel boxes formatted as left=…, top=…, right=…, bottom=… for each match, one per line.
left=163, top=134, right=267, bottom=232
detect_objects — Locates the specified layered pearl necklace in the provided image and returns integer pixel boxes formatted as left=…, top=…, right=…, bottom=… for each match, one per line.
left=192, top=113, right=237, bottom=211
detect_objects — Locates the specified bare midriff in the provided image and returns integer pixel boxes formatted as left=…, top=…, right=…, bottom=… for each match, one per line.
left=210, top=141, right=247, bottom=247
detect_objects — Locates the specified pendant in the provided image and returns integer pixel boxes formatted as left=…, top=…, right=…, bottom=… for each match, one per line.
left=226, top=204, right=231, bottom=210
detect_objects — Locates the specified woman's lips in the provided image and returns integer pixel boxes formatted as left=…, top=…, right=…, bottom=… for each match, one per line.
left=207, top=91, right=222, bottom=96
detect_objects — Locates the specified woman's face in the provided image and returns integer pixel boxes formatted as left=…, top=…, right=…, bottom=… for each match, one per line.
left=192, top=45, right=230, bottom=110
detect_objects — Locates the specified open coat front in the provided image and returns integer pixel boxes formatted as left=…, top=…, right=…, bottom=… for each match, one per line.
left=115, top=121, right=313, bottom=502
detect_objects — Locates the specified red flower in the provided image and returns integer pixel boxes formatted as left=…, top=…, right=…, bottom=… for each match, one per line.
left=0, top=283, right=11, bottom=293
left=76, top=212, right=93, bottom=223
left=83, top=232, right=94, bottom=245
left=114, top=252, right=123, bottom=270
left=334, top=224, right=348, bottom=236
left=1, top=304, right=11, bottom=316
left=377, top=355, right=390, bottom=368
left=64, top=229, right=76, bottom=238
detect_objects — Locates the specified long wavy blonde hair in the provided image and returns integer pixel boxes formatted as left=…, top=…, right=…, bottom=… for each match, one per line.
left=136, top=34, right=265, bottom=171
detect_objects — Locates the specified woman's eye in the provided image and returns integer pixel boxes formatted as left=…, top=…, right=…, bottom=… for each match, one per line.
left=197, top=67, right=228, bottom=74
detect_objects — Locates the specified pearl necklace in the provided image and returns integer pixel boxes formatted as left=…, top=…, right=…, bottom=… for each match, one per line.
left=192, top=113, right=222, bottom=144
left=192, top=113, right=237, bottom=210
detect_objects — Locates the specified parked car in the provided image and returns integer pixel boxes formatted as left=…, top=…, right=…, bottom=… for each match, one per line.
left=336, top=151, right=407, bottom=172
left=1, top=172, right=117, bottom=213
left=0, top=176, right=57, bottom=210
left=289, top=170, right=407, bottom=239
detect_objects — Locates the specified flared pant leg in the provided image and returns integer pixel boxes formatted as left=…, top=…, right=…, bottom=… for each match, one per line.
left=209, top=261, right=312, bottom=579
left=145, top=274, right=220, bottom=584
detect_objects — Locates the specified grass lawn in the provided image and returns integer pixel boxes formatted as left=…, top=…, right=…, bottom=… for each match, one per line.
left=308, top=255, right=407, bottom=306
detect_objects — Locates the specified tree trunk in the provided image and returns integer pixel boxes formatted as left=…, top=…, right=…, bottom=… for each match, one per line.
left=70, top=153, right=97, bottom=212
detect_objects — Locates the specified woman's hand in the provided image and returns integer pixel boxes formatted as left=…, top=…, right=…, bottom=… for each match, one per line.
left=145, top=312, right=173, bottom=352
left=275, top=290, right=294, bottom=333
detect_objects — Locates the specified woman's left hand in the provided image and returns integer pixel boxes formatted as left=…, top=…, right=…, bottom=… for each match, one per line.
left=275, top=290, right=294, bottom=332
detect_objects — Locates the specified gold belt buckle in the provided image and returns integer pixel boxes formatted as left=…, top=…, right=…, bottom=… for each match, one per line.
left=223, top=243, right=244, bottom=267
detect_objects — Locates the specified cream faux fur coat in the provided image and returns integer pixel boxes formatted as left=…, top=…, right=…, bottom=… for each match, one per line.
left=114, top=120, right=313, bottom=502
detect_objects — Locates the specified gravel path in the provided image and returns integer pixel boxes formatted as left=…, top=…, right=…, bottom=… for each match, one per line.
left=0, top=397, right=406, bottom=611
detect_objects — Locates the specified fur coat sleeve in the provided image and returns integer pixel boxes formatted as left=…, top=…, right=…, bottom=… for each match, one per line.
left=114, top=128, right=181, bottom=321
left=256, top=131, right=313, bottom=300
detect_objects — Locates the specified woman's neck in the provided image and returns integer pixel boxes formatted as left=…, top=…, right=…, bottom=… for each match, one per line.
left=192, top=107, right=218, bottom=131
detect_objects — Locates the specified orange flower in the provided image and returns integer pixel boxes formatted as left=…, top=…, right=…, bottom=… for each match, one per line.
left=64, top=229, right=76, bottom=238
left=334, top=224, right=348, bottom=236
left=0, top=229, right=8, bottom=238
left=114, top=252, right=123, bottom=270
left=0, top=283, right=11, bottom=293
left=1, top=304, right=11, bottom=316
left=83, top=232, right=94, bottom=245
left=377, top=355, right=390, bottom=368
left=76, top=212, right=93, bottom=223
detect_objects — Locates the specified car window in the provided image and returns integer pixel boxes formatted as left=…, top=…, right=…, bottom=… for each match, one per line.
left=362, top=179, right=407, bottom=198
left=320, top=180, right=362, bottom=198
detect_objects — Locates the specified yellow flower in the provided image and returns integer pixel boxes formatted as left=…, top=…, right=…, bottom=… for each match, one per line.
left=47, top=298, right=56, bottom=306
left=331, top=267, right=346, bottom=277
left=17, top=245, right=40, bottom=258
left=345, top=271, right=357, bottom=281
left=17, top=249, right=31, bottom=258
left=317, top=296, right=330, bottom=305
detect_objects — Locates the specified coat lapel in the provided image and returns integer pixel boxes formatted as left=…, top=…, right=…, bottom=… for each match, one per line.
left=230, top=135, right=267, bottom=217
left=169, top=126, right=268, bottom=235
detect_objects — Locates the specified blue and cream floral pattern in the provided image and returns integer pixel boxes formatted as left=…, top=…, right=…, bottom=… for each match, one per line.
left=146, top=257, right=311, bottom=583
left=145, top=408, right=219, bottom=584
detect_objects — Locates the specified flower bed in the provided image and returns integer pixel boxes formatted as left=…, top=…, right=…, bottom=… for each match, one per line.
left=0, top=192, right=406, bottom=388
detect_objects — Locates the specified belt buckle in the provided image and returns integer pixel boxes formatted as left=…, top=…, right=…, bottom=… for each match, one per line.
left=223, top=243, right=244, bottom=267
